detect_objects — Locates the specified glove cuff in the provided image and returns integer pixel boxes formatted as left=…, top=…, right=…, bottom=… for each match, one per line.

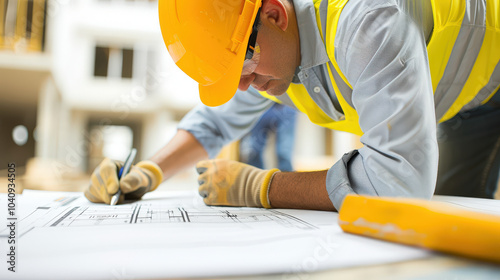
left=260, top=169, right=280, bottom=209
left=135, top=160, right=164, bottom=192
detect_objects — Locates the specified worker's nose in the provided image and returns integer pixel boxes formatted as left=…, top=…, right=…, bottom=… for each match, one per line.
left=238, top=74, right=255, bottom=91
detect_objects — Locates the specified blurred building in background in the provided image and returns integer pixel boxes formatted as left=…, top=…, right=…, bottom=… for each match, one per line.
left=0, top=0, right=362, bottom=192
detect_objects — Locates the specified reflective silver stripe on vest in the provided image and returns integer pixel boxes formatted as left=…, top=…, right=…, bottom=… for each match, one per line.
left=460, top=61, right=500, bottom=112
left=319, top=0, right=355, bottom=108
left=433, top=0, right=487, bottom=120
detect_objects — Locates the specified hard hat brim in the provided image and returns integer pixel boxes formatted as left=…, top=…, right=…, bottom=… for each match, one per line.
left=198, top=46, right=246, bottom=107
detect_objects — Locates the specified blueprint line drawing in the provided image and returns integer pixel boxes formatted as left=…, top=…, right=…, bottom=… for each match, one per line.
left=0, top=194, right=317, bottom=239
left=41, top=204, right=318, bottom=228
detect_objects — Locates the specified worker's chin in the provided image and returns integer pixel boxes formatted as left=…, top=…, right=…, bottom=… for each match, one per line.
left=265, top=82, right=290, bottom=96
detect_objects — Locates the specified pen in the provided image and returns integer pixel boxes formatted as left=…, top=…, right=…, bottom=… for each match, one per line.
left=110, top=148, right=137, bottom=205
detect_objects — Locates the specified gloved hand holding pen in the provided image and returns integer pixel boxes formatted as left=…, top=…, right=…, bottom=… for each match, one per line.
left=84, top=158, right=163, bottom=205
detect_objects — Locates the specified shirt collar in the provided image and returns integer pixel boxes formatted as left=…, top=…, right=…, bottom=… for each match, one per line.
left=293, top=0, right=330, bottom=70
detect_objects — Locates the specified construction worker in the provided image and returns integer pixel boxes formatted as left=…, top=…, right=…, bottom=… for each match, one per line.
left=85, top=0, right=500, bottom=211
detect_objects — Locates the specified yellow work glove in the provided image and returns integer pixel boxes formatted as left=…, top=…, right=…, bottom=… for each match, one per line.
left=196, top=159, right=280, bottom=208
left=84, top=158, right=163, bottom=204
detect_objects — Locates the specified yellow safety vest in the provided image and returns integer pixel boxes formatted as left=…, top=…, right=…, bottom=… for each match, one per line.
left=260, top=0, right=500, bottom=136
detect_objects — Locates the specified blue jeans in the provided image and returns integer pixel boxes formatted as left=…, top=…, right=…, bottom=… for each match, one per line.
left=240, top=103, right=297, bottom=172
left=435, top=89, right=500, bottom=198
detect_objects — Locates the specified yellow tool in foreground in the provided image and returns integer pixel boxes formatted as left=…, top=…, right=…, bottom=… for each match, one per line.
left=338, top=195, right=500, bottom=263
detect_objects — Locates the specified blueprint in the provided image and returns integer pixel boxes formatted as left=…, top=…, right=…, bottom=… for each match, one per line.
left=2, top=190, right=317, bottom=239
left=41, top=204, right=318, bottom=228
left=0, top=190, right=435, bottom=279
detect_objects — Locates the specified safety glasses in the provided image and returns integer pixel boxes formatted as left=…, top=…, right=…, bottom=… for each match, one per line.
left=242, top=8, right=261, bottom=76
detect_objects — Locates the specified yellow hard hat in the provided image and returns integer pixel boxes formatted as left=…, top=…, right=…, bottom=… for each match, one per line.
left=159, top=0, right=262, bottom=107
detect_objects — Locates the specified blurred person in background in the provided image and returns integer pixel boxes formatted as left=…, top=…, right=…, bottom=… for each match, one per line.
left=240, top=103, right=297, bottom=172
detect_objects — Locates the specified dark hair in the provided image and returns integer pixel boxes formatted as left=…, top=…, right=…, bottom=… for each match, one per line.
left=255, top=14, right=262, bottom=31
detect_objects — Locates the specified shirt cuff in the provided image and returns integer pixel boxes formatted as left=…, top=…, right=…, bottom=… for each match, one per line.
left=326, top=150, right=378, bottom=210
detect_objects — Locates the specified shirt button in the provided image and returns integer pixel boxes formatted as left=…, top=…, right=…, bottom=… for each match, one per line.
left=313, top=87, right=321, bottom=93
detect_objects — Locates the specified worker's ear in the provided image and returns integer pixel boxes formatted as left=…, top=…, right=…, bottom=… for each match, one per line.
left=261, top=0, right=289, bottom=31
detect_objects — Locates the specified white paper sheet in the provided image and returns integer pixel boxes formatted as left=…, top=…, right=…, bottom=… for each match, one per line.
left=0, top=190, right=435, bottom=279
left=432, top=195, right=500, bottom=216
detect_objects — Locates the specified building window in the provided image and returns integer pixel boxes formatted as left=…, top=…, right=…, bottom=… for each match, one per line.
left=93, top=45, right=134, bottom=79
left=121, top=48, right=134, bottom=78
left=94, top=46, right=110, bottom=77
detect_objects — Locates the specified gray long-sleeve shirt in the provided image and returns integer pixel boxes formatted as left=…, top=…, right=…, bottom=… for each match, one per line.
left=178, top=0, right=439, bottom=210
